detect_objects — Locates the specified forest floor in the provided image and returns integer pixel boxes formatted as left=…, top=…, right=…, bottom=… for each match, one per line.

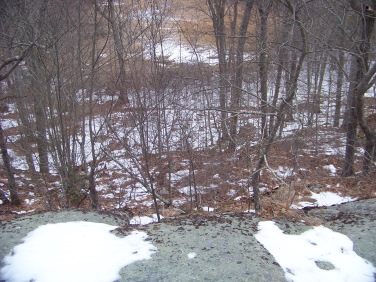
left=0, top=121, right=376, bottom=223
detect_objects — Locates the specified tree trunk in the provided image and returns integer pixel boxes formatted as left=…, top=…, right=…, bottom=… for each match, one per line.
left=269, top=21, right=287, bottom=133
left=312, top=53, right=327, bottom=117
left=87, top=2, right=100, bottom=210
left=207, top=0, right=230, bottom=147
left=228, top=0, right=254, bottom=151
left=333, top=49, right=345, bottom=127
left=107, top=0, right=129, bottom=105
left=228, top=0, right=238, bottom=90
left=284, top=51, right=297, bottom=122
left=258, top=1, right=272, bottom=139
left=355, top=4, right=376, bottom=173
left=252, top=0, right=307, bottom=211
left=30, top=0, right=49, bottom=174
left=343, top=56, right=358, bottom=176
left=0, top=123, right=21, bottom=205
left=33, top=85, right=49, bottom=174
left=341, top=55, right=358, bottom=129
left=11, top=71, right=37, bottom=174
left=344, top=2, right=376, bottom=175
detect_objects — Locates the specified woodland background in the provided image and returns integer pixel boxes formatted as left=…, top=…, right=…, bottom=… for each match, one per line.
left=0, top=0, right=376, bottom=219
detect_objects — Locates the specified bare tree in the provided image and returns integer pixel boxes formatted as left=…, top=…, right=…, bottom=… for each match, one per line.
left=227, top=0, right=254, bottom=151
left=207, top=0, right=229, bottom=146
left=269, top=11, right=289, bottom=134
left=343, top=0, right=376, bottom=175
left=0, top=123, right=20, bottom=205
left=251, top=0, right=307, bottom=211
left=95, top=0, right=133, bottom=105
left=0, top=0, right=39, bottom=205
left=21, top=0, right=50, bottom=175
left=333, top=36, right=345, bottom=127
left=257, top=0, right=273, bottom=139
left=101, top=0, right=177, bottom=220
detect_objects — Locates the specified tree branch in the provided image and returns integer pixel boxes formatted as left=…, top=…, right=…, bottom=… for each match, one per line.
left=0, top=42, right=36, bottom=81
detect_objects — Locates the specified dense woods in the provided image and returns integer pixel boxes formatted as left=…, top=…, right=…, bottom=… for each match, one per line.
left=0, top=0, right=375, bottom=217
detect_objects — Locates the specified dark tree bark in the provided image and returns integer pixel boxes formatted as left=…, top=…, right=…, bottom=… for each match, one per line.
left=25, top=0, right=49, bottom=174
left=344, top=1, right=376, bottom=175
left=269, top=20, right=288, bottom=133
left=343, top=73, right=357, bottom=176
left=312, top=53, right=328, bottom=119
left=228, top=0, right=239, bottom=90
left=341, top=55, right=358, bottom=129
left=0, top=44, right=35, bottom=81
left=252, top=0, right=307, bottom=211
left=228, top=0, right=255, bottom=151
left=333, top=49, right=345, bottom=127
left=355, top=63, right=376, bottom=172
left=108, top=0, right=129, bottom=104
left=258, top=1, right=272, bottom=139
left=207, top=0, right=229, bottom=146
left=86, top=1, right=101, bottom=210
left=33, top=90, right=49, bottom=174
left=355, top=3, right=376, bottom=173
left=0, top=123, right=21, bottom=205
left=0, top=1, right=41, bottom=206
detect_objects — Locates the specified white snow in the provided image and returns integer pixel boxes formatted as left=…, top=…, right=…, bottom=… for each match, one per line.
left=323, top=164, right=337, bottom=176
left=244, top=209, right=256, bottom=213
left=171, top=169, right=190, bottom=183
left=187, top=252, right=197, bottom=259
left=179, top=186, right=206, bottom=195
left=25, top=198, right=35, bottom=205
left=227, top=189, right=237, bottom=197
left=0, top=221, right=157, bottom=282
left=310, top=191, right=357, bottom=206
left=130, top=214, right=163, bottom=225
left=201, top=206, right=215, bottom=212
left=255, top=221, right=376, bottom=282
left=14, top=209, right=35, bottom=215
left=291, top=191, right=358, bottom=209
left=272, top=166, right=295, bottom=178
left=144, top=38, right=219, bottom=65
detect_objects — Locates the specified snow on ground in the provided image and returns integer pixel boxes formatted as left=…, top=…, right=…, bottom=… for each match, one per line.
left=170, top=168, right=188, bottom=182
left=1, top=117, right=18, bottom=130
left=130, top=214, right=163, bottom=225
left=323, top=164, right=337, bottom=176
left=187, top=252, right=197, bottom=259
left=271, top=166, right=295, bottom=179
left=291, top=191, right=358, bottom=209
left=282, top=122, right=301, bottom=137
left=322, top=143, right=346, bottom=156
left=179, top=186, right=204, bottom=195
left=0, top=221, right=156, bottom=282
left=255, top=221, right=376, bottom=282
left=24, top=198, right=35, bottom=205
left=201, top=206, right=215, bottom=212
left=14, top=209, right=35, bottom=215
left=227, top=189, right=237, bottom=197
left=309, top=192, right=357, bottom=206
left=244, top=209, right=256, bottom=213
left=146, top=38, right=219, bottom=65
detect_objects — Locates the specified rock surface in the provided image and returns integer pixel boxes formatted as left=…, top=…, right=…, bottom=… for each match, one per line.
left=0, top=199, right=375, bottom=281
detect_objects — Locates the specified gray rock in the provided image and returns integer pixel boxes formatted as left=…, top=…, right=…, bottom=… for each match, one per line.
left=1, top=199, right=376, bottom=281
